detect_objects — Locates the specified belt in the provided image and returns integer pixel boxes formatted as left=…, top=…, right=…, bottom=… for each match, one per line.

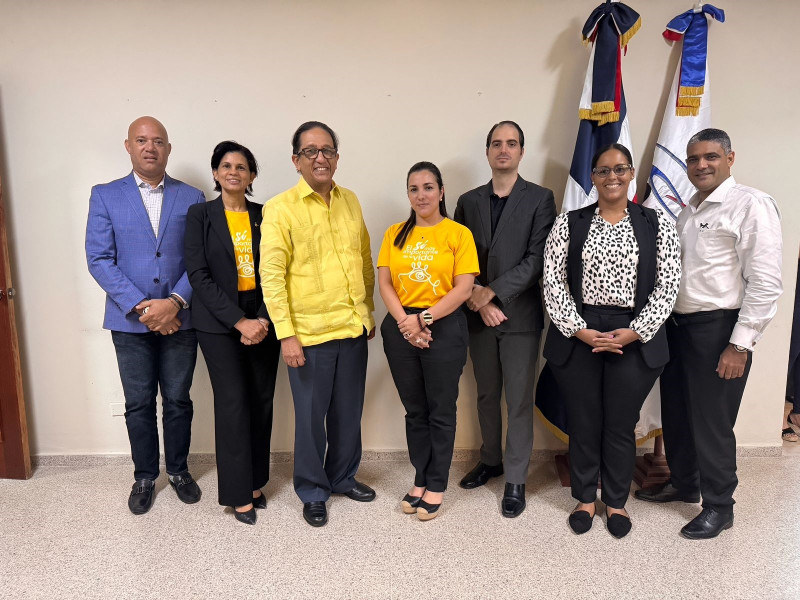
left=671, top=308, right=739, bottom=325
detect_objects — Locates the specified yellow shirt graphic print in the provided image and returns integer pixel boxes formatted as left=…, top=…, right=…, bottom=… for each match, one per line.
left=225, top=210, right=256, bottom=291
left=399, top=240, right=441, bottom=297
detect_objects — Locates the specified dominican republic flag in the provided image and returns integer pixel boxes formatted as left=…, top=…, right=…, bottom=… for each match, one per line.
left=562, top=0, right=641, bottom=213
left=644, top=4, right=725, bottom=221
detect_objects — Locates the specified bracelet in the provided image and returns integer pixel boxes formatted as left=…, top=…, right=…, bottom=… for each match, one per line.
left=167, top=296, right=182, bottom=310
left=417, top=313, right=424, bottom=331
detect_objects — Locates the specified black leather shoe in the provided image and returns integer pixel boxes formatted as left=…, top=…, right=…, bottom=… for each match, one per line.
left=501, top=483, right=526, bottom=518
left=458, top=462, right=504, bottom=489
left=234, top=507, right=257, bottom=525
left=680, top=508, right=733, bottom=539
left=168, top=472, right=202, bottom=504
left=252, top=491, right=267, bottom=509
left=634, top=481, right=700, bottom=504
left=400, top=493, right=422, bottom=514
left=128, top=479, right=156, bottom=515
left=417, top=498, right=442, bottom=521
left=606, top=510, right=632, bottom=539
left=341, top=480, right=376, bottom=502
left=568, top=505, right=595, bottom=534
left=303, top=501, right=328, bottom=527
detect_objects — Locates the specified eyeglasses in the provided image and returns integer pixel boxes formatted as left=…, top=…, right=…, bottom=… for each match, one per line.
left=592, top=165, right=632, bottom=178
left=296, top=147, right=338, bottom=159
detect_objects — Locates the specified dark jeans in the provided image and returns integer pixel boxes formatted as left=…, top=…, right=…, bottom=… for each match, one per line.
left=549, top=306, right=662, bottom=509
left=287, top=332, right=368, bottom=503
left=382, top=309, right=469, bottom=493
left=111, top=329, right=198, bottom=481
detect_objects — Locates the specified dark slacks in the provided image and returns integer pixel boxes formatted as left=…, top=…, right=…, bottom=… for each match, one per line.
left=287, top=332, right=368, bottom=503
left=549, top=306, right=662, bottom=508
left=196, top=291, right=281, bottom=507
left=111, top=329, right=198, bottom=481
left=469, top=325, right=540, bottom=484
left=382, top=310, right=469, bottom=493
left=660, top=311, right=750, bottom=512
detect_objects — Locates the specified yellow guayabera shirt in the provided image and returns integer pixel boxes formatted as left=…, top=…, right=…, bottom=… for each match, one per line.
left=260, top=178, right=375, bottom=346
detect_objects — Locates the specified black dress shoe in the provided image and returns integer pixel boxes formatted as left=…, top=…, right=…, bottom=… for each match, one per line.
left=501, top=483, right=526, bottom=518
left=634, top=481, right=700, bottom=504
left=234, top=507, right=257, bottom=525
left=168, top=472, right=202, bottom=504
left=252, top=491, right=267, bottom=509
left=303, top=501, right=328, bottom=527
left=606, top=510, right=632, bottom=539
left=568, top=505, right=595, bottom=534
left=128, top=479, right=156, bottom=515
left=458, top=462, right=504, bottom=489
left=417, top=498, right=442, bottom=521
left=680, top=508, right=733, bottom=539
left=400, top=494, right=422, bottom=514
left=341, top=480, right=376, bottom=502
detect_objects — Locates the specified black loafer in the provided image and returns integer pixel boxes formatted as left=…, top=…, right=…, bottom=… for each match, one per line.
left=501, top=483, right=526, bottom=518
left=680, top=508, right=733, bottom=539
left=128, top=479, right=156, bottom=515
left=401, top=493, right=422, bottom=514
left=252, top=491, right=267, bottom=509
left=568, top=506, right=595, bottom=534
left=417, top=498, right=442, bottom=521
left=458, top=462, right=504, bottom=489
left=234, top=507, right=257, bottom=525
left=169, top=472, right=202, bottom=504
left=634, top=481, right=700, bottom=504
left=341, top=480, right=376, bottom=502
left=303, top=501, right=328, bottom=527
left=606, top=511, right=632, bottom=539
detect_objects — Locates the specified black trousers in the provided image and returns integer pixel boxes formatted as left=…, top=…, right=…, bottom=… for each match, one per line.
left=382, top=309, right=469, bottom=493
left=196, top=291, right=280, bottom=507
left=550, top=306, right=662, bottom=508
left=660, top=311, right=750, bottom=512
left=287, top=332, right=368, bottom=503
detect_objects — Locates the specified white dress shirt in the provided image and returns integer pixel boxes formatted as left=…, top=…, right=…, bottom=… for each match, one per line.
left=133, top=171, right=164, bottom=237
left=673, top=176, right=782, bottom=350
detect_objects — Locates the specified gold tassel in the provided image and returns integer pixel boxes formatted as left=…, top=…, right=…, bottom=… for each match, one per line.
left=678, top=96, right=701, bottom=107
left=679, top=85, right=705, bottom=96
left=598, top=111, right=620, bottom=126
left=676, top=106, right=699, bottom=117
left=591, top=100, right=616, bottom=114
left=619, top=16, right=642, bottom=48
left=579, top=108, right=593, bottom=120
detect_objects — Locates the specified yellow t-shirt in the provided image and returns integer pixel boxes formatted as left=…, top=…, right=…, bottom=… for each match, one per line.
left=377, top=218, right=479, bottom=308
left=225, top=210, right=256, bottom=291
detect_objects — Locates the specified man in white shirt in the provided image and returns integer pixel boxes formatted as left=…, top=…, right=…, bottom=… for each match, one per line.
left=635, top=128, right=783, bottom=539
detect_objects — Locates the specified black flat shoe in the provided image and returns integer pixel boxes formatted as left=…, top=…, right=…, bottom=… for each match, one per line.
left=459, top=462, right=504, bottom=489
left=128, top=479, right=156, bottom=515
left=234, top=507, right=257, bottom=525
left=606, top=510, right=632, bottom=538
left=341, top=480, right=376, bottom=502
left=303, top=501, right=328, bottom=527
left=252, top=491, right=267, bottom=509
left=680, top=507, right=733, bottom=539
left=400, top=493, right=422, bottom=514
left=168, top=472, right=202, bottom=504
left=568, top=505, right=595, bottom=534
left=501, top=483, right=526, bottom=518
left=417, top=498, right=442, bottom=521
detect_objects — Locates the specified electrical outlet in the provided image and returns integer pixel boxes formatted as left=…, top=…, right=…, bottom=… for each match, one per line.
left=110, top=402, right=126, bottom=417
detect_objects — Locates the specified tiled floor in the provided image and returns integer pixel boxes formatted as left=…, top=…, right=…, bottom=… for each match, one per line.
left=1, top=455, right=798, bottom=600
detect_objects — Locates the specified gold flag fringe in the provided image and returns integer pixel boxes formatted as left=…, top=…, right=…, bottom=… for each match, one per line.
left=591, top=100, right=616, bottom=113
left=676, top=106, right=699, bottom=117
left=619, top=16, right=642, bottom=48
left=578, top=109, right=621, bottom=124
left=679, top=85, right=705, bottom=96
left=598, top=111, right=620, bottom=125
left=678, top=96, right=701, bottom=107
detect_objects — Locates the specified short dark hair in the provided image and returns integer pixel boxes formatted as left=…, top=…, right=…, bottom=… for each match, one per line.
left=211, top=141, right=258, bottom=196
left=687, top=128, right=732, bottom=154
left=591, top=143, right=633, bottom=170
left=394, top=162, right=449, bottom=249
left=291, top=121, right=339, bottom=154
left=486, top=120, right=525, bottom=149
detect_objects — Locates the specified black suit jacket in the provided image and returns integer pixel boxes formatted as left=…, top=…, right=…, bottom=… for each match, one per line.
left=184, top=197, right=269, bottom=334
left=454, top=176, right=557, bottom=333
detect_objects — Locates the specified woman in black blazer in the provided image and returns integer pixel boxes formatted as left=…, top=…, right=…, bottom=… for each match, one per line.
left=184, top=141, right=280, bottom=525
left=542, top=144, right=681, bottom=538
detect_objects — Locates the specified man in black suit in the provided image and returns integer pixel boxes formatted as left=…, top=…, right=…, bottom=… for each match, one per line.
left=454, top=121, right=556, bottom=517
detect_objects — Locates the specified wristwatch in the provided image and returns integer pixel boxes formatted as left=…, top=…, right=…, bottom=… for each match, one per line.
left=732, top=344, right=749, bottom=353
left=420, top=310, right=434, bottom=326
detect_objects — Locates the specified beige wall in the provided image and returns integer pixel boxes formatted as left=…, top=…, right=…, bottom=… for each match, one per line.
left=1, top=0, right=796, bottom=455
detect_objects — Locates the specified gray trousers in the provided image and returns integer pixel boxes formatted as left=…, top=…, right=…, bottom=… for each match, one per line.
left=469, top=326, right=540, bottom=484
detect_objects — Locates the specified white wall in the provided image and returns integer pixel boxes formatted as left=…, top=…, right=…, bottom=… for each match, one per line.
left=1, top=0, right=796, bottom=455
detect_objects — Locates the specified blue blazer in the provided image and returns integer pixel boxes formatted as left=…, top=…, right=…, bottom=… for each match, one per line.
left=85, top=172, right=206, bottom=332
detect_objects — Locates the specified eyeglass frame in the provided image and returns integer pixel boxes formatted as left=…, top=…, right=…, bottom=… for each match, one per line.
left=295, top=146, right=338, bottom=160
left=591, top=164, right=633, bottom=178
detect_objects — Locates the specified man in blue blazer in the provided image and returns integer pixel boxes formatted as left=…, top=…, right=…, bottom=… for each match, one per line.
left=86, top=116, right=205, bottom=514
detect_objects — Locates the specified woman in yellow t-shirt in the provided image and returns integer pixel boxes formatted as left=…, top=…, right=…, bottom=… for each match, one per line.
left=184, top=141, right=280, bottom=525
left=378, top=161, right=479, bottom=520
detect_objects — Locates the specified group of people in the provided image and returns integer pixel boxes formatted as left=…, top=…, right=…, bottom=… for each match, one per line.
left=85, top=115, right=782, bottom=540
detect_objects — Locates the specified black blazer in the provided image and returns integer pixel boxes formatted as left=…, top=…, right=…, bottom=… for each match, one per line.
left=184, top=197, right=269, bottom=334
left=454, top=176, right=557, bottom=333
left=543, top=201, right=669, bottom=369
